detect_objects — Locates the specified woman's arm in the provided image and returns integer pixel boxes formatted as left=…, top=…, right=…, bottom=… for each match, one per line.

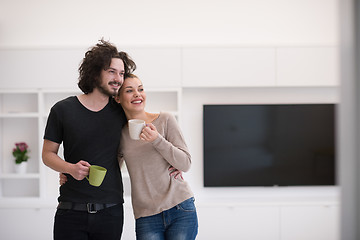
left=141, top=114, right=192, bottom=172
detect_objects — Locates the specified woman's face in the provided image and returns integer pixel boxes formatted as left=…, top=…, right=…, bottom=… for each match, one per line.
left=117, top=77, right=146, bottom=112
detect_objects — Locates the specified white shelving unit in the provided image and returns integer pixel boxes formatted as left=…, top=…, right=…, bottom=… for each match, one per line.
left=0, top=88, right=181, bottom=206
left=0, top=90, right=40, bottom=202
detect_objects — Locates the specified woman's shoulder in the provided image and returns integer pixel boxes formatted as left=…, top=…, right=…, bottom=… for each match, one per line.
left=159, top=111, right=175, bottom=118
left=146, top=111, right=175, bottom=124
left=157, top=111, right=176, bottom=122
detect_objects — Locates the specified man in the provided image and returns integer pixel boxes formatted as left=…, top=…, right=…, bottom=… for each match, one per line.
left=42, top=39, right=136, bottom=240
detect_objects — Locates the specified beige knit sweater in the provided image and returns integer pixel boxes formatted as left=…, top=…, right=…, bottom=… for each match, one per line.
left=119, top=112, right=194, bottom=219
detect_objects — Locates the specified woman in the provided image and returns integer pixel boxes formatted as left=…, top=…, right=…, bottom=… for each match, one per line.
left=116, top=74, right=198, bottom=240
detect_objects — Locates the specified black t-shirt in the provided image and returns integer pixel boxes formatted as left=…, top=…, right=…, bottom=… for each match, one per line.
left=44, top=96, right=126, bottom=204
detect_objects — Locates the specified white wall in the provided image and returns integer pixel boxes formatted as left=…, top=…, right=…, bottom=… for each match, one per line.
left=0, top=0, right=338, bottom=47
left=0, top=0, right=340, bottom=239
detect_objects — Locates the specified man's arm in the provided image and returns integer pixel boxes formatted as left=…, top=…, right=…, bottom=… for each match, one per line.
left=42, top=139, right=91, bottom=180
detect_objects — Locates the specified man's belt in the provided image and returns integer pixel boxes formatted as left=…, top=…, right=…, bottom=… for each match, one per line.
left=57, top=202, right=118, bottom=213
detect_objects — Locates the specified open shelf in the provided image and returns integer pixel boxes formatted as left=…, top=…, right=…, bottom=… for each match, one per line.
left=0, top=178, right=40, bottom=198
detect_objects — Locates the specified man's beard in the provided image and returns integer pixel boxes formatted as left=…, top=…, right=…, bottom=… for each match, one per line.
left=97, top=81, right=118, bottom=97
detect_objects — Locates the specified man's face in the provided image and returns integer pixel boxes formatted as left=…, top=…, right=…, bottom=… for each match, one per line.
left=97, top=58, right=125, bottom=96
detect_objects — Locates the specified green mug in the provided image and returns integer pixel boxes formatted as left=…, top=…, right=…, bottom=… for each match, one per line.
left=86, top=165, right=107, bottom=187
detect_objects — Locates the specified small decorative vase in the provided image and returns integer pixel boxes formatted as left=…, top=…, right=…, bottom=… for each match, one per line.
left=14, top=162, right=27, bottom=174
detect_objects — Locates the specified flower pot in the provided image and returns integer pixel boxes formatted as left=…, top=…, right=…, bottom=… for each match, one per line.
left=14, top=162, right=27, bottom=174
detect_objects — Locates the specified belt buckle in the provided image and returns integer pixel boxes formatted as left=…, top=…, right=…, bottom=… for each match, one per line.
left=87, top=203, right=97, bottom=213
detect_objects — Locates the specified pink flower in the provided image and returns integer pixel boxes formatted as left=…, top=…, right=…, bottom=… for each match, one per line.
left=13, top=142, right=30, bottom=164
left=16, top=142, right=28, bottom=152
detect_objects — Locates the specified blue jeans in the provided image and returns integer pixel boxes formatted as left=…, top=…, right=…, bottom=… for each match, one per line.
left=135, top=197, right=198, bottom=240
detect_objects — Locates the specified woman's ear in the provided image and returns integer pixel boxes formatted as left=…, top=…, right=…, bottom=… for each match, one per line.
left=114, top=94, right=121, bottom=103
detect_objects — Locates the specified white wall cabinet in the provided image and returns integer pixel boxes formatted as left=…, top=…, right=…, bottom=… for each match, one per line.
left=181, top=46, right=338, bottom=88
left=280, top=204, right=339, bottom=240
left=122, top=47, right=182, bottom=88
left=0, top=49, right=85, bottom=89
left=195, top=203, right=339, bottom=240
left=0, top=46, right=339, bottom=90
left=276, top=47, right=339, bottom=86
left=0, top=202, right=339, bottom=240
left=182, top=47, right=277, bottom=87
left=197, top=205, right=280, bottom=239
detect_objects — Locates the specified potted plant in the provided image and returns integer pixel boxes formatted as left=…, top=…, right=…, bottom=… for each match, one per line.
left=12, top=142, right=30, bottom=173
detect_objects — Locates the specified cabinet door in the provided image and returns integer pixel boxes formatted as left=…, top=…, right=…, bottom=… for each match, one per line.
left=276, top=47, right=339, bottom=86
left=196, top=205, right=280, bottom=239
left=182, top=47, right=276, bottom=87
left=280, top=205, right=339, bottom=240
left=123, top=47, right=182, bottom=88
left=0, top=49, right=84, bottom=89
left=0, top=208, right=55, bottom=239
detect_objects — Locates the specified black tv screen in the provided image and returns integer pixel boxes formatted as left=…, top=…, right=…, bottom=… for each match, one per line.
left=203, top=104, right=336, bottom=187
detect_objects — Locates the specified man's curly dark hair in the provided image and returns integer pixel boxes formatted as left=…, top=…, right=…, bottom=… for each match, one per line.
left=78, top=39, right=136, bottom=94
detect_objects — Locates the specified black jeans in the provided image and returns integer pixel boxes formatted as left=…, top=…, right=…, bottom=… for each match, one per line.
left=54, top=204, right=123, bottom=240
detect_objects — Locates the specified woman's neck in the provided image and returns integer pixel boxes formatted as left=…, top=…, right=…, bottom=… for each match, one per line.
left=124, top=111, right=147, bottom=121
left=124, top=111, right=158, bottom=124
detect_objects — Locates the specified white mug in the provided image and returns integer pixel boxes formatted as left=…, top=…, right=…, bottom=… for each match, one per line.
left=128, top=119, right=146, bottom=140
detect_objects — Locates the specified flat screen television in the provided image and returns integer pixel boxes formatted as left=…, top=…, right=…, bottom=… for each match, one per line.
left=203, top=104, right=336, bottom=187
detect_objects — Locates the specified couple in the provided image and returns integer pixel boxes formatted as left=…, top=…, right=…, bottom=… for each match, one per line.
left=42, top=40, right=198, bottom=240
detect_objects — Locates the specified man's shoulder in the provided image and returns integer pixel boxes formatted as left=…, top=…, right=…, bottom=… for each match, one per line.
left=53, top=96, right=77, bottom=108
left=58, top=96, right=76, bottom=104
left=49, top=96, right=78, bottom=115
